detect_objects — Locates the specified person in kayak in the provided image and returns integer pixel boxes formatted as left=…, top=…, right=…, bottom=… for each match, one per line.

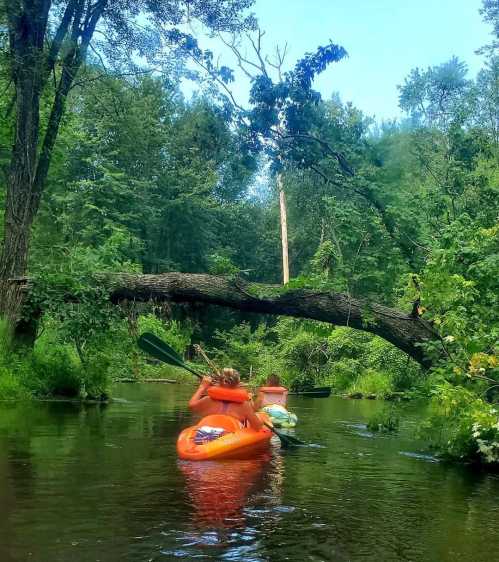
left=253, top=374, right=288, bottom=410
left=253, top=374, right=298, bottom=428
left=189, top=368, right=264, bottom=430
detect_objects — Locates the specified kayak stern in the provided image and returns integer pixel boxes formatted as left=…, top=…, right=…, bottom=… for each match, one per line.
left=177, top=413, right=272, bottom=461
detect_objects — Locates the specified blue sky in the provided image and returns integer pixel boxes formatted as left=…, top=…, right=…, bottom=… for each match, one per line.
left=191, top=0, right=491, bottom=121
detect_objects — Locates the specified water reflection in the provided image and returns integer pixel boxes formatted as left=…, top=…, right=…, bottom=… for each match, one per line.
left=179, top=453, right=274, bottom=529
left=174, top=450, right=287, bottom=558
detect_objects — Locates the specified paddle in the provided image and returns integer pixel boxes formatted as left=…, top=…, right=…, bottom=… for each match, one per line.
left=137, top=332, right=304, bottom=448
left=138, top=332, right=203, bottom=379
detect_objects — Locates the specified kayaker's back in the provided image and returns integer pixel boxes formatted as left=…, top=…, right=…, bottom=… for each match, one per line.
left=197, top=395, right=250, bottom=423
left=189, top=374, right=264, bottom=431
left=258, top=386, right=288, bottom=407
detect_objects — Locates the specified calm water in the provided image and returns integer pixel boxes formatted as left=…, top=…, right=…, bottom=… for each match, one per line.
left=1, top=384, right=499, bottom=562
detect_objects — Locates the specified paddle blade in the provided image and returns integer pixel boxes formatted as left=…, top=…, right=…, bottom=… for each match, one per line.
left=264, top=422, right=304, bottom=448
left=137, top=333, right=202, bottom=378
left=139, top=332, right=183, bottom=362
left=277, top=432, right=305, bottom=448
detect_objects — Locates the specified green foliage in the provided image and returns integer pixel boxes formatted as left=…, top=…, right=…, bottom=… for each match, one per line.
left=27, top=341, right=83, bottom=398
left=0, top=320, right=26, bottom=400
left=208, top=253, right=241, bottom=276
left=211, top=320, right=422, bottom=396
left=27, top=230, right=140, bottom=369
left=422, top=385, right=499, bottom=464
left=137, top=315, right=193, bottom=357
left=347, top=370, right=394, bottom=399
left=30, top=75, right=260, bottom=277
left=327, top=327, right=371, bottom=360
left=324, top=327, right=421, bottom=396
left=363, top=336, right=422, bottom=392
left=327, top=358, right=363, bottom=391
left=246, top=41, right=347, bottom=156
left=405, top=219, right=499, bottom=392
left=398, top=57, right=471, bottom=128
left=414, top=218, right=499, bottom=462
left=0, top=310, right=195, bottom=399
left=0, top=317, right=103, bottom=399
left=213, top=322, right=273, bottom=379
left=367, top=407, right=400, bottom=432
left=0, top=368, right=27, bottom=401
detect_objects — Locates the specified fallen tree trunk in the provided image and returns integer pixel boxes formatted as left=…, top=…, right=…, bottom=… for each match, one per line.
left=104, top=272, right=438, bottom=368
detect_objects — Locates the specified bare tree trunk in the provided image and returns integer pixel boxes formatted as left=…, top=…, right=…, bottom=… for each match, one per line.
left=277, top=173, right=290, bottom=284
left=101, top=272, right=438, bottom=367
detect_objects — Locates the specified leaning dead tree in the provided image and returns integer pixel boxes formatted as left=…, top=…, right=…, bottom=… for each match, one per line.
left=103, top=272, right=438, bottom=367
left=184, top=28, right=347, bottom=285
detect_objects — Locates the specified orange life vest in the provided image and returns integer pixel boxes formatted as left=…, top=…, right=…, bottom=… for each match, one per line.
left=207, top=386, right=249, bottom=403
left=258, top=386, right=288, bottom=407
left=259, top=386, right=287, bottom=394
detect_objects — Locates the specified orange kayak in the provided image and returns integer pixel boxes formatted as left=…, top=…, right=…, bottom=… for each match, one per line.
left=177, top=413, right=272, bottom=461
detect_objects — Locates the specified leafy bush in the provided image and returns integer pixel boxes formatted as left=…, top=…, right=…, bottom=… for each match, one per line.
left=279, top=330, right=327, bottom=378
left=422, top=384, right=499, bottom=464
left=29, top=342, right=82, bottom=397
left=0, top=306, right=196, bottom=400
left=326, top=358, right=361, bottom=391
left=0, top=368, right=28, bottom=400
left=327, top=327, right=371, bottom=360
left=213, top=322, right=271, bottom=378
left=208, top=253, right=240, bottom=275
left=402, top=219, right=498, bottom=385
left=138, top=314, right=192, bottom=356
left=0, top=320, right=29, bottom=400
left=210, top=319, right=424, bottom=395
left=347, top=369, right=394, bottom=398
left=367, top=407, right=400, bottom=432
left=363, top=336, right=421, bottom=391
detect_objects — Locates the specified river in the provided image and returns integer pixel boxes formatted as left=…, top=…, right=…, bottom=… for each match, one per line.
left=1, top=384, right=499, bottom=561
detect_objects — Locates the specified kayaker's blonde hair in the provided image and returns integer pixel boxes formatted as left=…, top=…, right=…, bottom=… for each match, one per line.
left=214, top=368, right=240, bottom=388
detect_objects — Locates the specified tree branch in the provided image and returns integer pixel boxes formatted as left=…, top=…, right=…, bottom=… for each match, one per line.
left=246, top=29, right=268, bottom=77
left=218, top=32, right=260, bottom=79
left=278, top=131, right=354, bottom=176
left=43, top=0, right=78, bottom=85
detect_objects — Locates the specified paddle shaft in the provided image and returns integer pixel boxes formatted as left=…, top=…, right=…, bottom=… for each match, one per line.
left=194, top=344, right=221, bottom=377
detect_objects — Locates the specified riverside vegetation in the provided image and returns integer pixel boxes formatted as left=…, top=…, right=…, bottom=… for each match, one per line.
left=0, top=1, right=497, bottom=465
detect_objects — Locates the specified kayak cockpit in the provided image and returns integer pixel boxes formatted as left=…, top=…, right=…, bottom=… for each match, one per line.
left=177, top=413, right=272, bottom=461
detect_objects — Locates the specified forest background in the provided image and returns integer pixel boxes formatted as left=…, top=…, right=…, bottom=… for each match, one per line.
left=0, top=0, right=497, bottom=465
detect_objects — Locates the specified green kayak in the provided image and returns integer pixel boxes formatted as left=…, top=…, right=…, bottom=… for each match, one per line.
left=261, top=404, right=298, bottom=428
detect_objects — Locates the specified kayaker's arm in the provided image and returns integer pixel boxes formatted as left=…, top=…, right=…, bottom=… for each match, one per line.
left=252, top=390, right=264, bottom=411
left=188, top=376, right=212, bottom=411
left=242, top=401, right=264, bottom=430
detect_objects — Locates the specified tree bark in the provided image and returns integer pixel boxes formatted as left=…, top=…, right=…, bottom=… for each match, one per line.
left=0, top=1, right=107, bottom=337
left=0, top=1, right=51, bottom=326
left=104, top=272, right=437, bottom=367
